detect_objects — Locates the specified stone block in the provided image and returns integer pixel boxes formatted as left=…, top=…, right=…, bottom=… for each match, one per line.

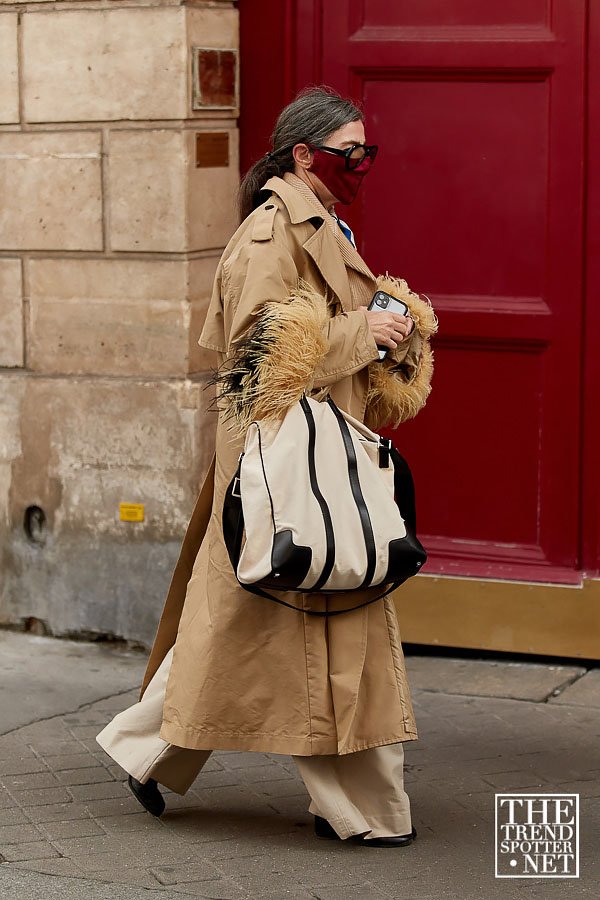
left=6, top=376, right=208, bottom=534
left=0, top=259, right=23, bottom=367
left=108, top=128, right=239, bottom=253
left=27, top=257, right=218, bottom=376
left=108, top=129, right=188, bottom=252
left=188, top=128, right=240, bottom=250
left=0, top=132, right=102, bottom=250
left=22, top=9, right=188, bottom=122
left=20, top=6, right=238, bottom=123
left=187, top=6, right=239, bottom=112
left=1, top=375, right=216, bottom=644
left=0, top=13, right=19, bottom=123
left=187, top=6, right=239, bottom=66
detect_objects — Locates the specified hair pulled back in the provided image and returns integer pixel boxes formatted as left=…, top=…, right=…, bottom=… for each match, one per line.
left=238, top=85, right=364, bottom=221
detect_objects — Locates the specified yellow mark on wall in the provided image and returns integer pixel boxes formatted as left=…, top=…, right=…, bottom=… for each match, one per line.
left=119, top=503, right=145, bottom=522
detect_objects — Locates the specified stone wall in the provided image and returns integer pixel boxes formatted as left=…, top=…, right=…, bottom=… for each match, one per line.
left=0, top=1, right=239, bottom=645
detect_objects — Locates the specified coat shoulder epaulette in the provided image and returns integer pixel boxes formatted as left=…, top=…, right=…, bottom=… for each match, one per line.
left=251, top=200, right=279, bottom=242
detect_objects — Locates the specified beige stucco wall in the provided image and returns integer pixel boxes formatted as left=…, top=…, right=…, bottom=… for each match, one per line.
left=0, top=0, right=239, bottom=644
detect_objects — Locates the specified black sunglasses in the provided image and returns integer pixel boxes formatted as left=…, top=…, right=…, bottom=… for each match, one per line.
left=309, top=143, right=379, bottom=170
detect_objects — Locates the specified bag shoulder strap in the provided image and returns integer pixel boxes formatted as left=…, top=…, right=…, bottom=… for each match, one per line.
left=236, top=579, right=402, bottom=617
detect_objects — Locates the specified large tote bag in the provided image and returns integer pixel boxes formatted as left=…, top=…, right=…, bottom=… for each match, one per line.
left=222, top=395, right=427, bottom=616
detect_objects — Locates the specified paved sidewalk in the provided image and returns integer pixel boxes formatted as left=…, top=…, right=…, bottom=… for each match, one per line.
left=0, top=630, right=598, bottom=899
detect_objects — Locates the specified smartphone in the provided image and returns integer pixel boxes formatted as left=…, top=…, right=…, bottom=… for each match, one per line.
left=367, top=290, right=410, bottom=360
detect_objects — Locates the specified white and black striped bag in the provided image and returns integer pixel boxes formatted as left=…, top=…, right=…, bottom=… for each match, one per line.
left=223, top=395, right=426, bottom=616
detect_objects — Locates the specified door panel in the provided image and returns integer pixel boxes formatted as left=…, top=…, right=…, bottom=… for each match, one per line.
left=361, top=1, right=549, bottom=29
left=309, top=0, right=586, bottom=582
left=363, top=78, right=548, bottom=297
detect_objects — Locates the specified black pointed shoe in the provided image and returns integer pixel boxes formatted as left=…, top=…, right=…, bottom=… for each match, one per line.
left=314, top=815, right=416, bottom=847
left=127, top=775, right=165, bottom=817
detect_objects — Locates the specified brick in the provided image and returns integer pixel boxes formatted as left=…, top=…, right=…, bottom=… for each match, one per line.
left=185, top=785, right=272, bottom=811
left=0, top=741, right=35, bottom=761
left=44, top=754, right=103, bottom=772
left=95, top=812, right=165, bottom=834
left=0, top=807, right=29, bottom=825
left=54, top=767, right=114, bottom=786
left=1, top=840, right=59, bottom=861
left=27, top=740, right=83, bottom=757
left=0, top=823, right=42, bottom=844
left=0, top=756, right=46, bottom=777
left=67, top=781, right=128, bottom=802
left=187, top=769, right=244, bottom=790
left=10, top=787, right=72, bottom=807
left=2, top=772, right=58, bottom=791
left=77, top=796, right=142, bottom=818
left=0, top=132, right=102, bottom=251
left=37, top=818, right=104, bottom=840
left=25, top=801, right=95, bottom=824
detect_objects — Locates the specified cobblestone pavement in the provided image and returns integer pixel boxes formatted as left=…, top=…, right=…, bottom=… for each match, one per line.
left=0, top=631, right=598, bottom=899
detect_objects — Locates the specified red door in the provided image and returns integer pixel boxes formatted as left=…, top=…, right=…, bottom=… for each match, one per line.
left=290, top=0, right=587, bottom=584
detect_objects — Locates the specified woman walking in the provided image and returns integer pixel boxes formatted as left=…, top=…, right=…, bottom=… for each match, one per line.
left=97, top=86, right=437, bottom=847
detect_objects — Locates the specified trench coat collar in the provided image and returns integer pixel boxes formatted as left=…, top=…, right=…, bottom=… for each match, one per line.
left=262, top=174, right=375, bottom=310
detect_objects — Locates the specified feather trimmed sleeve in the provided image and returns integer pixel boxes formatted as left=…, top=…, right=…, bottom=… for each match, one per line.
left=364, top=275, right=438, bottom=430
left=210, top=238, right=379, bottom=431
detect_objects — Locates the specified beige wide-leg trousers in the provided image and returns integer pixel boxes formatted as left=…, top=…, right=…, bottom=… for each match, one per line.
left=96, top=649, right=412, bottom=840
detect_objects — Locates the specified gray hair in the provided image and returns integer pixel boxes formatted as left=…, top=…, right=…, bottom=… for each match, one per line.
left=238, top=85, right=364, bottom=220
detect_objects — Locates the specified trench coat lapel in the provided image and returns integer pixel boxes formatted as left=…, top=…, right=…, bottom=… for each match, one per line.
left=332, top=221, right=376, bottom=282
left=303, top=224, right=353, bottom=312
left=263, top=174, right=373, bottom=312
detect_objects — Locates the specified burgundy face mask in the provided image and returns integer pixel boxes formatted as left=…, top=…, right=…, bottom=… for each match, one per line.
left=308, top=147, right=375, bottom=205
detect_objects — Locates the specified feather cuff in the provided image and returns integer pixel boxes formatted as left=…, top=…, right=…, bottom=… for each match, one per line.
left=365, top=275, right=438, bottom=430
left=211, top=284, right=329, bottom=431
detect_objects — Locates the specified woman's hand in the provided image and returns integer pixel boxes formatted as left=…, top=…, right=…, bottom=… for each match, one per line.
left=359, top=306, right=414, bottom=350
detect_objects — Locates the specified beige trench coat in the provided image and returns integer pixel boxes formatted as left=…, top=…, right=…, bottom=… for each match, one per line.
left=141, top=173, right=436, bottom=756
